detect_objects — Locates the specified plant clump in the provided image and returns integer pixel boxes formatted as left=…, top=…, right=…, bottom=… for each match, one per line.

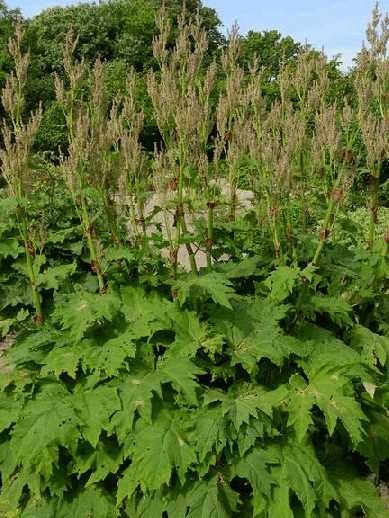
left=0, top=3, right=388, bottom=517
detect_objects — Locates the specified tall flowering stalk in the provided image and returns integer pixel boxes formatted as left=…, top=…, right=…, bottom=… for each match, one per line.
left=87, top=59, right=123, bottom=245
left=147, top=8, right=215, bottom=275
left=0, top=27, right=44, bottom=324
left=55, top=33, right=123, bottom=292
left=355, top=3, right=389, bottom=250
left=216, top=25, right=247, bottom=224
left=117, top=71, right=147, bottom=245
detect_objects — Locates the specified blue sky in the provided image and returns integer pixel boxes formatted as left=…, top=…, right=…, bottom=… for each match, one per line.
left=7, top=0, right=389, bottom=68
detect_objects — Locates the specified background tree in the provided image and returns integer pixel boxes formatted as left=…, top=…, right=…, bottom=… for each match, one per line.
left=240, top=29, right=302, bottom=77
left=0, top=1, right=21, bottom=86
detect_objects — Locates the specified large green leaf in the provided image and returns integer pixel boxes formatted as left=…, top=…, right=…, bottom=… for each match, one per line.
left=264, top=266, right=300, bottom=303
left=218, top=383, right=284, bottom=431
left=184, top=476, right=240, bottom=518
left=190, top=405, right=227, bottom=472
left=287, top=369, right=366, bottom=445
left=174, top=272, right=235, bottom=309
left=351, top=325, right=389, bottom=367
left=37, top=262, right=77, bottom=290
left=232, top=448, right=276, bottom=516
left=306, top=295, right=353, bottom=327
left=117, top=410, right=196, bottom=499
left=8, top=384, right=81, bottom=480
left=213, top=298, right=297, bottom=371
left=53, top=290, right=121, bottom=341
left=42, top=329, right=137, bottom=380
left=157, top=356, right=203, bottom=405
left=71, top=442, right=124, bottom=486
left=81, top=330, right=137, bottom=376
left=267, top=443, right=335, bottom=517
left=120, top=285, right=173, bottom=337
left=0, top=392, right=24, bottom=433
left=73, top=384, right=121, bottom=447
left=110, top=369, right=163, bottom=442
left=329, top=464, right=387, bottom=518
left=0, top=238, right=21, bottom=259
left=58, top=487, right=118, bottom=518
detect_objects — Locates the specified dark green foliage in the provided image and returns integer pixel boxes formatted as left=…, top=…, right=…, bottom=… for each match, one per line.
left=0, top=227, right=388, bottom=515
left=26, top=0, right=222, bottom=71
left=240, top=29, right=302, bottom=78
left=34, top=102, right=68, bottom=154
left=0, top=1, right=21, bottom=82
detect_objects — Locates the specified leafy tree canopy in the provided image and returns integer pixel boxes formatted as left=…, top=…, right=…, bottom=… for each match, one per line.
left=26, top=0, right=223, bottom=73
left=240, top=29, right=303, bottom=78
left=0, top=0, right=21, bottom=81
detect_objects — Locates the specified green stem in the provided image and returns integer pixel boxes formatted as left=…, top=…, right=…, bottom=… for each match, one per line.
left=312, top=169, right=344, bottom=266
left=128, top=197, right=140, bottom=243
left=24, top=238, right=44, bottom=325
left=176, top=143, right=197, bottom=275
left=17, top=206, right=44, bottom=325
left=368, top=172, right=379, bottom=250
left=162, top=209, right=177, bottom=279
left=272, top=218, right=283, bottom=264
left=103, top=193, right=120, bottom=245
left=80, top=195, right=105, bottom=293
left=179, top=208, right=198, bottom=275
left=229, top=181, right=237, bottom=223
left=137, top=197, right=147, bottom=239
left=206, top=202, right=215, bottom=268
left=382, top=232, right=388, bottom=257
left=266, top=192, right=283, bottom=263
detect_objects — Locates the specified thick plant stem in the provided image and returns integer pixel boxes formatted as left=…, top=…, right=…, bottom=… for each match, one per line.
left=229, top=186, right=237, bottom=223
left=80, top=196, right=105, bottom=293
left=178, top=206, right=198, bottom=275
left=137, top=198, right=147, bottom=237
left=103, top=195, right=120, bottom=245
left=382, top=230, right=389, bottom=256
left=136, top=197, right=148, bottom=251
left=128, top=197, right=140, bottom=243
left=24, top=238, right=43, bottom=325
left=267, top=194, right=283, bottom=263
left=312, top=201, right=335, bottom=266
left=19, top=209, right=44, bottom=325
left=206, top=202, right=215, bottom=267
left=162, top=209, right=177, bottom=279
left=368, top=173, right=379, bottom=250
left=272, top=219, right=283, bottom=263
left=312, top=170, right=344, bottom=267
left=175, top=145, right=197, bottom=275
